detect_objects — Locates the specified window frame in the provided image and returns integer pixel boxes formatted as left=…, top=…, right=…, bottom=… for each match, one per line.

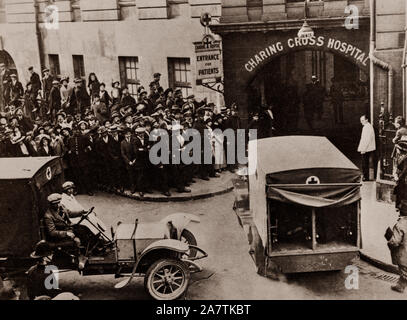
left=118, top=56, right=140, bottom=99
left=48, top=54, right=61, bottom=77
left=72, top=55, right=85, bottom=80
left=168, top=57, right=192, bottom=97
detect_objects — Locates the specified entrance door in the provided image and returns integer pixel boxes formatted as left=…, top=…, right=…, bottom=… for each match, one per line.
left=248, top=49, right=369, bottom=164
left=0, top=50, right=18, bottom=112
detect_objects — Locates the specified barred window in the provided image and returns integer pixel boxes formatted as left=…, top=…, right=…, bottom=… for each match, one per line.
left=73, top=55, right=85, bottom=80
left=119, top=56, right=140, bottom=98
left=168, top=57, right=192, bottom=97
left=48, top=54, right=61, bottom=77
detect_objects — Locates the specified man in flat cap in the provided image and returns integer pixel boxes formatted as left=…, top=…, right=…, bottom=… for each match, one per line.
left=153, top=72, right=161, bottom=88
left=28, top=66, right=42, bottom=103
left=42, top=68, right=54, bottom=104
left=48, top=79, right=61, bottom=122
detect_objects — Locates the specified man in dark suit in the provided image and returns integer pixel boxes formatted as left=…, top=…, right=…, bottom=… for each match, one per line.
left=121, top=128, right=137, bottom=194
left=28, top=66, right=41, bottom=100
left=70, top=79, right=90, bottom=116
left=108, top=126, right=125, bottom=192
left=67, top=128, right=93, bottom=195
left=95, top=126, right=112, bottom=187
left=43, top=193, right=79, bottom=245
left=120, top=86, right=136, bottom=109
left=8, top=74, right=24, bottom=108
left=43, top=193, right=87, bottom=270
left=133, top=127, right=151, bottom=197
left=48, top=80, right=61, bottom=122
left=41, top=68, right=54, bottom=103
left=193, top=109, right=210, bottom=180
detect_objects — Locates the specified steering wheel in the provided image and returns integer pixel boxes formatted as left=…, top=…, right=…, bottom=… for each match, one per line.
left=75, top=207, right=95, bottom=225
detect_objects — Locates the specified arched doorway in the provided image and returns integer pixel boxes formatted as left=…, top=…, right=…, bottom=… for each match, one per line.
left=248, top=49, right=369, bottom=164
left=0, top=50, right=17, bottom=75
left=0, top=50, right=18, bottom=111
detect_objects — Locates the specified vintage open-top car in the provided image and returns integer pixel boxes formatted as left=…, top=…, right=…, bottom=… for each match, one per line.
left=0, top=157, right=207, bottom=300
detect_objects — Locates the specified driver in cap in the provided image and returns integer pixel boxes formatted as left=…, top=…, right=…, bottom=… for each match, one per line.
left=43, top=193, right=87, bottom=269
left=60, top=181, right=86, bottom=217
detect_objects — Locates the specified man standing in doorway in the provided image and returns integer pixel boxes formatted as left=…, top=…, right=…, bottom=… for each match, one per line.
left=330, top=77, right=344, bottom=124
left=0, top=63, right=11, bottom=111
left=357, top=115, right=377, bottom=181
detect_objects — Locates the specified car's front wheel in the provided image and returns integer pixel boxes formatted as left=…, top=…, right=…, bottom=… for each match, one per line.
left=144, top=258, right=190, bottom=300
left=180, top=229, right=197, bottom=258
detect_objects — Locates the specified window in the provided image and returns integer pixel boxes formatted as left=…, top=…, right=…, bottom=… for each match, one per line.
left=247, top=0, right=262, bottom=7
left=0, top=0, right=5, bottom=23
left=48, top=54, right=60, bottom=77
left=168, top=57, right=192, bottom=97
left=73, top=55, right=85, bottom=80
left=119, top=56, right=140, bottom=98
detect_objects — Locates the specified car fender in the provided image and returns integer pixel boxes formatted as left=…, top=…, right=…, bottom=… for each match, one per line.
left=160, top=213, right=200, bottom=239
left=140, top=239, right=189, bottom=258
left=134, top=239, right=189, bottom=274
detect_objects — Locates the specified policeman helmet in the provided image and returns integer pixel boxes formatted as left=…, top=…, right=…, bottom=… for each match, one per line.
left=62, top=181, right=75, bottom=192
left=47, top=193, right=62, bottom=204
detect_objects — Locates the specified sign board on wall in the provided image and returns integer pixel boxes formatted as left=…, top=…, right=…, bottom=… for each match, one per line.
left=194, top=35, right=222, bottom=85
left=243, top=35, right=370, bottom=73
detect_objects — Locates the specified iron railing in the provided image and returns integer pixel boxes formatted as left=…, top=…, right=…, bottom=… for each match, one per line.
left=378, top=111, right=396, bottom=180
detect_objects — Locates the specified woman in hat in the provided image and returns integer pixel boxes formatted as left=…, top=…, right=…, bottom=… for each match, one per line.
left=10, top=126, right=29, bottom=157
left=88, top=73, right=100, bottom=103
left=26, top=132, right=39, bottom=157
left=111, top=81, right=122, bottom=106
left=50, top=129, right=65, bottom=157
left=99, top=82, right=111, bottom=107
left=37, top=134, right=53, bottom=156
left=60, top=77, right=73, bottom=113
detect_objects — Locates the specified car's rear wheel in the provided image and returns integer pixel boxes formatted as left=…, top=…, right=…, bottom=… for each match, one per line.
left=180, top=229, right=197, bottom=258
left=144, top=258, right=190, bottom=300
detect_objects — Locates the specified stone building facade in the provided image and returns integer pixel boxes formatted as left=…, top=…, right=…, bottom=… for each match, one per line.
left=0, top=0, right=223, bottom=104
left=210, top=0, right=406, bottom=201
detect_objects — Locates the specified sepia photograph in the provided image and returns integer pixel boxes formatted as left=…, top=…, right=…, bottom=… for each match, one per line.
left=0, top=0, right=406, bottom=308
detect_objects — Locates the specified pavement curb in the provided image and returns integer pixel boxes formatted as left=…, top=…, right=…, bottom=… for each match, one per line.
left=359, top=251, right=399, bottom=274
left=99, top=184, right=234, bottom=202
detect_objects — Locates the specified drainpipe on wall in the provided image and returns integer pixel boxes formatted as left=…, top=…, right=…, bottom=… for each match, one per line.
left=402, top=28, right=407, bottom=121
left=369, top=0, right=394, bottom=122
left=34, top=0, right=45, bottom=70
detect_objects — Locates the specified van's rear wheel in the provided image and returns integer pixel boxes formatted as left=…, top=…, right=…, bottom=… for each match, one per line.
left=144, top=258, right=190, bottom=300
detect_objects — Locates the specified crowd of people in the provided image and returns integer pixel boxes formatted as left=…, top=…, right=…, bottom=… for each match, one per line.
left=0, top=67, right=241, bottom=197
